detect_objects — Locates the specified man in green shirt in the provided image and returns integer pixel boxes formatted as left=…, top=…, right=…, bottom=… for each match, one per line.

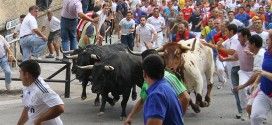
left=124, top=49, right=190, bottom=125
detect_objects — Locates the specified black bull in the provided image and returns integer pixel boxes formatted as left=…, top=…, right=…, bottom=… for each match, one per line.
left=83, top=51, right=144, bottom=119
left=62, top=44, right=138, bottom=104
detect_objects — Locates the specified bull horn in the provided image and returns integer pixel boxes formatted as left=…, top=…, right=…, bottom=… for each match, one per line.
left=60, top=48, right=75, bottom=54
left=90, top=54, right=100, bottom=60
left=77, top=65, right=94, bottom=69
left=158, top=52, right=164, bottom=56
left=104, top=65, right=114, bottom=71
left=155, top=46, right=164, bottom=52
left=190, top=38, right=197, bottom=51
left=65, top=55, right=78, bottom=59
left=180, top=45, right=191, bottom=50
left=127, top=47, right=142, bottom=56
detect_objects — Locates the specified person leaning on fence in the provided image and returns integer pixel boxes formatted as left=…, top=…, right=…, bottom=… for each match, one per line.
left=19, top=5, right=47, bottom=61
left=17, top=60, right=64, bottom=125
left=0, top=35, right=15, bottom=91
left=41, top=10, right=61, bottom=60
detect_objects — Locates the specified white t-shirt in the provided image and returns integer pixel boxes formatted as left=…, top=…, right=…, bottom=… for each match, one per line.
left=223, top=34, right=240, bottom=67
left=19, top=13, right=38, bottom=37
left=147, top=16, right=165, bottom=32
left=135, top=23, right=156, bottom=51
left=112, top=2, right=117, bottom=12
left=0, top=35, right=10, bottom=58
left=230, top=19, right=245, bottom=28
left=253, top=48, right=265, bottom=71
left=22, top=77, right=64, bottom=125
left=119, top=18, right=135, bottom=35
left=251, top=31, right=269, bottom=49
left=43, top=16, right=61, bottom=32
left=97, top=10, right=108, bottom=32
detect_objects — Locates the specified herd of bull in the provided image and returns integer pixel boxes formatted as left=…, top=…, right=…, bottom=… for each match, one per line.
left=61, top=38, right=215, bottom=120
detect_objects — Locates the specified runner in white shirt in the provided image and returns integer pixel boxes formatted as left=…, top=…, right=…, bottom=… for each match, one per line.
left=251, top=17, right=269, bottom=49
left=135, top=16, right=157, bottom=52
left=228, top=11, right=245, bottom=28
left=147, top=7, right=165, bottom=48
left=17, top=60, right=64, bottom=125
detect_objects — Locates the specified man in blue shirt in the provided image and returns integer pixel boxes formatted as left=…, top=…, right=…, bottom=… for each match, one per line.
left=142, top=54, right=183, bottom=125
left=235, top=6, right=250, bottom=27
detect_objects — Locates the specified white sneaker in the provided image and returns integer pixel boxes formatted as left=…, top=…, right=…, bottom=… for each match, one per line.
left=5, top=84, right=11, bottom=91
left=55, top=56, right=60, bottom=60
left=240, top=112, right=248, bottom=121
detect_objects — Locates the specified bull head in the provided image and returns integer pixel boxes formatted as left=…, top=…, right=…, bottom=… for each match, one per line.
left=77, top=65, right=94, bottom=69
left=104, top=65, right=114, bottom=71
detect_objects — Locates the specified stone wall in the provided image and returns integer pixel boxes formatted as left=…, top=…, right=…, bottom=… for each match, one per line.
left=0, top=0, right=62, bottom=31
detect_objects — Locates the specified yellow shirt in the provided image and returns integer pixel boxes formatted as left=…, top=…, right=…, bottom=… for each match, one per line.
left=201, top=26, right=211, bottom=38
left=178, top=0, right=185, bottom=9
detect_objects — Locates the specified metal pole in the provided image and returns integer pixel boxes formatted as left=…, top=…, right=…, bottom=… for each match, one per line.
left=65, top=62, right=71, bottom=98
left=47, top=65, right=67, bottom=79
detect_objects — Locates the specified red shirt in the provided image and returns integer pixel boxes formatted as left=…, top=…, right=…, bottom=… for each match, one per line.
left=213, top=32, right=228, bottom=57
left=181, top=8, right=193, bottom=21
left=175, top=31, right=195, bottom=42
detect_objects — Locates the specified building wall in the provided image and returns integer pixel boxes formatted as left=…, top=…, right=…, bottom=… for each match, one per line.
left=0, top=0, right=62, bottom=31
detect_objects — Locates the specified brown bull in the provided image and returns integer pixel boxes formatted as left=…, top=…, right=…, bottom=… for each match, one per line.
left=159, top=38, right=215, bottom=113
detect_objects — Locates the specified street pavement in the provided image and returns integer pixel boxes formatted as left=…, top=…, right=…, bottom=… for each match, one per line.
left=0, top=37, right=271, bottom=125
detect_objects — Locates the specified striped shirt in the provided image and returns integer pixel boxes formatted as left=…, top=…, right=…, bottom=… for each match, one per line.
left=140, top=71, right=187, bottom=101
left=61, top=0, right=83, bottom=19
left=22, top=77, right=64, bottom=125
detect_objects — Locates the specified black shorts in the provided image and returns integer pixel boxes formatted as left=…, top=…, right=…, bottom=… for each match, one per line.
left=48, top=30, right=60, bottom=43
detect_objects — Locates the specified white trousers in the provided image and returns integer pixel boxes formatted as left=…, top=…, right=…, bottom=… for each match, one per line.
left=216, top=57, right=227, bottom=83
left=238, top=70, right=253, bottom=109
left=251, top=91, right=272, bottom=125
left=153, top=32, right=164, bottom=48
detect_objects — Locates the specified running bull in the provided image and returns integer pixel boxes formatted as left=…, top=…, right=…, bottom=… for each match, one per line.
left=80, top=51, right=144, bottom=119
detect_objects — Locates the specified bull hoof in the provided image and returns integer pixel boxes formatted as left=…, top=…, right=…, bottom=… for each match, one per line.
left=81, top=96, right=87, bottom=100
left=191, top=105, right=201, bottom=113
left=132, top=92, right=137, bottom=101
left=200, top=101, right=209, bottom=107
left=97, top=112, right=104, bottom=116
left=205, top=96, right=211, bottom=106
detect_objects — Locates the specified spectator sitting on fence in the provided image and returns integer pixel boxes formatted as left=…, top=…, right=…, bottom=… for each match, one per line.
left=42, top=10, right=61, bottom=60
left=0, top=35, right=15, bottom=91
left=19, top=5, right=47, bottom=61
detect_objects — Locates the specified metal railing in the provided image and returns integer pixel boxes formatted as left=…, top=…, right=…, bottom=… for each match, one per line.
left=0, top=39, right=72, bottom=98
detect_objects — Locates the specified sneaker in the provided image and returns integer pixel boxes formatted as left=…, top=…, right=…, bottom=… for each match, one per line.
left=5, top=84, right=11, bottom=91
left=55, top=56, right=60, bottom=60
left=235, top=113, right=241, bottom=119
left=240, top=112, right=248, bottom=121
left=45, top=54, right=54, bottom=58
